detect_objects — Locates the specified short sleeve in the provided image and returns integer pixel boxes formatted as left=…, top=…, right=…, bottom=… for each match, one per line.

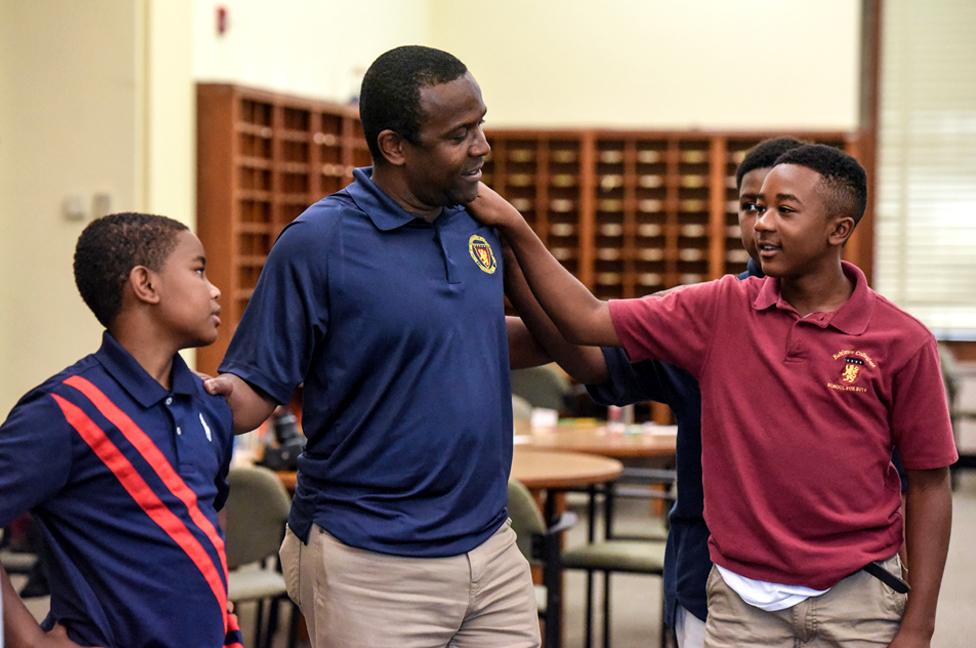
left=219, top=218, right=334, bottom=404
left=0, top=392, right=73, bottom=526
left=890, top=339, right=958, bottom=470
left=586, top=347, right=675, bottom=407
left=608, top=277, right=726, bottom=377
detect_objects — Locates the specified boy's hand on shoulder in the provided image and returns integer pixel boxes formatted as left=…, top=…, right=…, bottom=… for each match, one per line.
left=467, top=183, right=521, bottom=230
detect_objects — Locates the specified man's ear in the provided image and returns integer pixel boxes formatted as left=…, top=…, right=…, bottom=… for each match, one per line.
left=828, top=215, right=856, bottom=247
left=376, top=129, right=407, bottom=166
left=127, top=266, right=161, bottom=305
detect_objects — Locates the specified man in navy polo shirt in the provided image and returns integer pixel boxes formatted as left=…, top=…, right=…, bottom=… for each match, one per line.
left=207, top=46, right=541, bottom=647
left=1, top=213, right=241, bottom=647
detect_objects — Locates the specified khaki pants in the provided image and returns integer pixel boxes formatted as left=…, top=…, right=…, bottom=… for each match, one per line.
left=704, top=555, right=907, bottom=647
left=279, top=521, right=540, bottom=648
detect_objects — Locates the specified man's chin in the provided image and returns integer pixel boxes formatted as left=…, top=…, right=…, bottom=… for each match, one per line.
left=456, top=188, right=481, bottom=205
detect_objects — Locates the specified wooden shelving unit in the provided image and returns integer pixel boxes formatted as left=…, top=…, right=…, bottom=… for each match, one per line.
left=483, top=130, right=867, bottom=301
left=196, top=84, right=369, bottom=374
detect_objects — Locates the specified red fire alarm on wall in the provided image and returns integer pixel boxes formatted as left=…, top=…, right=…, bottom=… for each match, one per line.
left=216, top=5, right=228, bottom=36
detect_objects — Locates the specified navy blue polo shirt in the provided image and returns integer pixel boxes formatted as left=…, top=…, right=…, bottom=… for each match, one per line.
left=586, top=260, right=763, bottom=625
left=0, top=333, right=241, bottom=647
left=220, top=167, right=511, bottom=557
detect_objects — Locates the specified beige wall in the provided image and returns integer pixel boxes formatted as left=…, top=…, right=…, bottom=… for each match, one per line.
left=192, top=0, right=432, bottom=100
left=191, top=1, right=860, bottom=128
left=0, top=0, right=196, bottom=414
left=431, top=0, right=861, bottom=129
left=0, top=0, right=143, bottom=414
left=146, top=1, right=195, bottom=221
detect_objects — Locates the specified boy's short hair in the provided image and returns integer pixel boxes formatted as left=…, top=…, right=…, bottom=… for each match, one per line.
left=359, top=45, right=468, bottom=162
left=773, top=144, right=868, bottom=225
left=735, top=137, right=807, bottom=190
left=74, top=212, right=188, bottom=327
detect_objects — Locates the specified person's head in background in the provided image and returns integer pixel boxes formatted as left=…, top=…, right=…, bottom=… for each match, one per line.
left=74, top=212, right=222, bottom=351
left=755, top=143, right=867, bottom=279
left=735, top=137, right=807, bottom=264
left=359, top=45, right=490, bottom=217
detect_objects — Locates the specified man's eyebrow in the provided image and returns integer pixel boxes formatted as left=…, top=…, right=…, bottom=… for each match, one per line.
left=443, top=109, right=487, bottom=133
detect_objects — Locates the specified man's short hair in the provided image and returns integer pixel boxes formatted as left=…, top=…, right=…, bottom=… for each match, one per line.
left=359, top=45, right=468, bottom=162
left=74, top=212, right=188, bottom=327
left=773, top=144, right=868, bottom=224
left=735, top=137, right=807, bottom=190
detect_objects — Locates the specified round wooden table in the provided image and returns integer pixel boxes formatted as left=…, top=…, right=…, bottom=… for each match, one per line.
left=277, top=447, right=623, bottom=493
left=511, top=447, right=623, bottom=489
left=515, top=421, right=677, bottom=459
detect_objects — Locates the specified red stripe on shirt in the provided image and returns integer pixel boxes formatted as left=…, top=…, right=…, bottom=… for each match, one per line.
left=63, top=375, right=233, bottom=630
left=224, top=612, right=244, bottom=648
left=50, top=392, right=229, bottom=632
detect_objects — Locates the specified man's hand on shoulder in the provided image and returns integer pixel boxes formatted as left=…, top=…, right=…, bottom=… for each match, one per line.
left=203, top=372, right=276, bottom=433
left=467, top=182, right=522, bottom=230
left=203, top=373, right=236, bottom=398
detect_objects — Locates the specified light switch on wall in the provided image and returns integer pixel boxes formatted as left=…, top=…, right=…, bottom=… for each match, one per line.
left=92, top=192, right=112, bottom=218
left=62, top=194, right=86, bottom=221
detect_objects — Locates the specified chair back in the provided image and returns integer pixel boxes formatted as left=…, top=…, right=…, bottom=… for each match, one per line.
left=510, top=364, right=572, bottom=412
left=226, top=465, right=292, bottom=569
left=507, top=478, right=546, bottom=564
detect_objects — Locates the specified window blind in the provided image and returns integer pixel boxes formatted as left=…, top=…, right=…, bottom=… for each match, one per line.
left=876, top=0, right=976, bottom=338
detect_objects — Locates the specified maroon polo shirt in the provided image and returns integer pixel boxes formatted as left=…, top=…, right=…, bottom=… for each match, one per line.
left=609, top=262, right=957, bottom=589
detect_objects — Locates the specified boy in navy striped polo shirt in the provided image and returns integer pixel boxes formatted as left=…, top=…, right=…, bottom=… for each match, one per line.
left=1, top=213, right=243, bottom=647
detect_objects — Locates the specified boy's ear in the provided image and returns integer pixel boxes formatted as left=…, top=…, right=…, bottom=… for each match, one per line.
left=127, top=266, right=161, bottom=305
left=828, top=215, right=856, bottom=247
left=376, top=129, right=407, bottom=167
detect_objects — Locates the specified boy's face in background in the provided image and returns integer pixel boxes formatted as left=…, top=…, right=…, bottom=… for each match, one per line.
left=737, top=167, right=769, bottom=262
left=153, top=231, right=222, bottom=348
left=754, top=164, right=836, bottom=278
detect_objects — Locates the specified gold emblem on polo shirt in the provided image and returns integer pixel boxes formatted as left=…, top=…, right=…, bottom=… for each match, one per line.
left=841, top=357, right=864, bottom=384
left=468, top=234, right=497, bottom=274
left=826, top=349, right=877, bottom=394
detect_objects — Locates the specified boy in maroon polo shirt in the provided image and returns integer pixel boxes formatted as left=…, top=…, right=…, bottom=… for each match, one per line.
left=469, top=144, right=956, bottom=647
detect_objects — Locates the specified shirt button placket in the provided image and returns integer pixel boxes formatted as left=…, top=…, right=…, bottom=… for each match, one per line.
left=164, top=395, right=182, bottom=437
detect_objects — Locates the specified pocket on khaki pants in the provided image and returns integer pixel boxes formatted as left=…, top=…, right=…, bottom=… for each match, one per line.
left=279, top=525, right=302, bottom=606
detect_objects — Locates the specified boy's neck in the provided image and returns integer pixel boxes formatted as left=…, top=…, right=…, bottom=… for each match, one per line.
left=109, top=322, right=178, bottom=391
left=778, top=258, right=854, bottom=317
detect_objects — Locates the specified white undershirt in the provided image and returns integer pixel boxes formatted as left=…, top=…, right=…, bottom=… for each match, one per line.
left=716, top=564, right=830, bottom=612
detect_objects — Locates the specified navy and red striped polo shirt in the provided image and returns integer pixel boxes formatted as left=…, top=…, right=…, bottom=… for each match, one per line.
left=0, top=332, right=243, bottom=647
